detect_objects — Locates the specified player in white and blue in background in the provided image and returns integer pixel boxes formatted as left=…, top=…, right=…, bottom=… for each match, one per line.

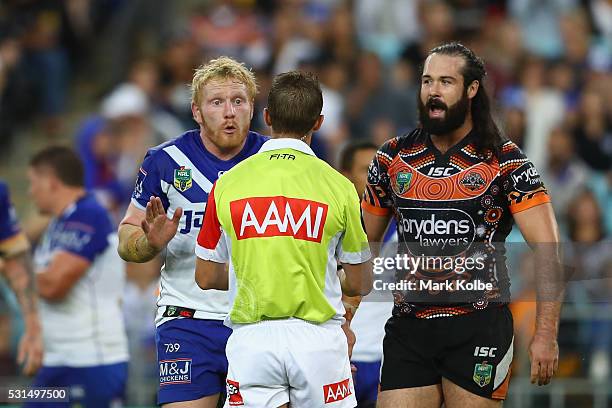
left=118, top=57, right=266, bottom=407
left=0, top=181, right=43, bottom=377
left=25, top=146, right=128, bottom=407
left=339, top=141, right=394, bottom=408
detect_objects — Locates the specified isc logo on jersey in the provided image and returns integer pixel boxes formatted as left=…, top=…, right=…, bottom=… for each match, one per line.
left=230, top=196, right=328, bottom=243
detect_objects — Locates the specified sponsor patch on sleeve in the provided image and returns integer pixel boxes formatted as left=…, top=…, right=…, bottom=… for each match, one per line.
left=323, top=378, right=352, bottom=404
left=226, top=379, right=244, bottom=406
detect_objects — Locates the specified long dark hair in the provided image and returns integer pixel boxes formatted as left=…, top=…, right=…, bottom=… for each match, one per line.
left=427, top=42, right=505, bottom=156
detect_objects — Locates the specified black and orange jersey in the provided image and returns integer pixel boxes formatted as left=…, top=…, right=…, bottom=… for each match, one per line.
left=363, top=129, right=550, bottom=319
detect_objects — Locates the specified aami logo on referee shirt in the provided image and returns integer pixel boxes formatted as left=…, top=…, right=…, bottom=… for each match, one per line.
left=323, top=378, right=352, bottom=403
left=226, top=379, right=244, bottom=406
left=230, top=196, right=328, bottom=242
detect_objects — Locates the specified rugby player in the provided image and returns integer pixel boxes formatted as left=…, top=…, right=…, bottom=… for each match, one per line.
left=194, top=71, right=372, bottom=408
left=362, top=42, right=563, bottom=407
left=339, top=141, right=393, bottom=408
left=0, top=181, right=43, bottom=376
left=26, top=146, right=128, bottom=406
left=118, top=57, right=266, bottom=407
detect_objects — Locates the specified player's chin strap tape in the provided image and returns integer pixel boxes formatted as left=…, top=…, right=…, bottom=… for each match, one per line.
left=162, top=305, right=196, bottom=318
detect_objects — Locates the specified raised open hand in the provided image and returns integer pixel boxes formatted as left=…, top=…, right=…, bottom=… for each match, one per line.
left=141, top=196, right=183, bottom=251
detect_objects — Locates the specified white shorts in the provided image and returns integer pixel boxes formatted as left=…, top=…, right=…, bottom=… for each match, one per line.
left=224, top=319, right=356, bottom=408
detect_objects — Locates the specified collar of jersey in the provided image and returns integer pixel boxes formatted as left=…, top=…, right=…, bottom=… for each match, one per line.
left=258, top=138, right=316, bottom=156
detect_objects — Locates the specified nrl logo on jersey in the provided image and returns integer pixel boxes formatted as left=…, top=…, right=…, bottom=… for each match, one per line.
left=473, top=362, right=493, bottom=387
left=174, top=167, right=192, bottom=192
left=394, top=171, right=413, bottom=194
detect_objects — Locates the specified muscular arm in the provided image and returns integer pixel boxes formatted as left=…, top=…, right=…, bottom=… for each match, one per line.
left=0, top=233, right=43, bottom=375
left=118, top=203, right=160, bottom=263
left=0, top=233, right=34, bottom=309
left=513, top=202, right=564, bottom=385
left=363, top=211, right=391, bottom=257
left=36, top=251, right=90, bottom=301
left=118, top=198, right=182, bottom=263
left=195, top=258, right=228, bottom=290
left=339, top=209, right=388, bottom=317
left=339, top=262, right=373, bottom=297
left=514, top=203, right=563, bottom=338
left=0, top=233, right=38, bottom=327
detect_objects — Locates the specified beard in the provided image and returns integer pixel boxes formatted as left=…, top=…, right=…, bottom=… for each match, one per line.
left=418, top=91, right=470, bottom=136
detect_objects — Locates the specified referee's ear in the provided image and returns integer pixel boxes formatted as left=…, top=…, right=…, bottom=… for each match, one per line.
left=263, top=108, right=272, bottom=127
left=311, top=115, right=324, bottom=132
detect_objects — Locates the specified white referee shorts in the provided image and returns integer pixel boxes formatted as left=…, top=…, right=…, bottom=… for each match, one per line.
left=224, top=319, right=356, bottom=408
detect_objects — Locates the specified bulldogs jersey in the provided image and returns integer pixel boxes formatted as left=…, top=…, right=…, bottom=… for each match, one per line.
left=34, top=194, right=128, bottom=366
left=0, top=181, right=21, bottom=245
left=362, top=129, right=550, bottom=319
left=131, top=130, right=267, bottom=326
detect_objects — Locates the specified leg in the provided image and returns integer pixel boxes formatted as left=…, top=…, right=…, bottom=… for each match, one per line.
left=80, top=362, right=129, bottom=408
left=378, top=317, right=443, bottom=408
left=224, top=325, right=289, bottom=408
left=157, top=319, right=232, bottom=406
left=352, top=360, right=382, bottom=406
left=442, top=378, right=501, bottom=408
left=437, top=306, right=514, bottom=403
left=287, top=323, right=357, bottom=408
left=163, top=394, right=221, bottom=408
left=377, top=385, right=443, bottom=408
left=23, top=366, right=70, bottom=408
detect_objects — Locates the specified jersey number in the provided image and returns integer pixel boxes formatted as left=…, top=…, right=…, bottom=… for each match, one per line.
left=179, top=210, right=205, bottom=234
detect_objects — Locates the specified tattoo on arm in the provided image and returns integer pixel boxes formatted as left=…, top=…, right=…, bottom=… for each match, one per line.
left=534, top=244, right=565, bottom=338
left=3, top=252, right=38, bottom=319
left=119, top=225, right=159, bottom=263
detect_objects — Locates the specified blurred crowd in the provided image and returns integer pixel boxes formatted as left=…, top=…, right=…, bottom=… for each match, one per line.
left=0, top=0, right=611, bottom=404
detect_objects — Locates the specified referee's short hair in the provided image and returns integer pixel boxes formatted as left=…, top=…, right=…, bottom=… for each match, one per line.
left=339, top=140, right=378, bottom=172
left=30, top=146, right=85, bottom=187
left=267, top=71, right=323, bottom=137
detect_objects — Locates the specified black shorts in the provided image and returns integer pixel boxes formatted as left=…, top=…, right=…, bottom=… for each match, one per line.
left=380, top=305, right=514, bottom=400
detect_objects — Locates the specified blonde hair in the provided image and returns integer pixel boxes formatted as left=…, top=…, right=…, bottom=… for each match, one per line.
left=191, top=56, right=258, bottom=106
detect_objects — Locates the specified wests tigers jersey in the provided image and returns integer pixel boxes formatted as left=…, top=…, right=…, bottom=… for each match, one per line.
left=362, top=129, right=550, bottom=319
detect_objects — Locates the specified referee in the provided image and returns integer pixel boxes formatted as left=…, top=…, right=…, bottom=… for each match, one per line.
left=195, top=71, right=372, bottom=408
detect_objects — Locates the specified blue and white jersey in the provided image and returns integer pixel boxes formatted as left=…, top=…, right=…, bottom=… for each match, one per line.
left=34, top=194, right=128, bottom=367
left=0, top=181, right=21, bottom=245
left=351, top=220, right=396, bottom=363
left=131, top=129, right=267, bottom=326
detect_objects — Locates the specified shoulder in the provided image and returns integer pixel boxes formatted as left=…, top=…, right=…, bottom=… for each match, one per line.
left=311, top=156, right=357, bottom=196
left=0, top=182, right=8, bottom=202
left=66, top=195, right=112, bottom=230
left=216, top=151, right=262, bottom=188
left=497, top=140, right=536, bottom=178
left=144, top=129, right=199, bottom=162
left=497, top=139, right=528, bottom=165
left=241, top=131, right=269, bottom=157
left=498, top=140, right=523, bottom=157
left=248, top=131, right=269, bottom=146
left=378, top=128, right=423, bottom=156
left=373, top=128, right=423, bottom=169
